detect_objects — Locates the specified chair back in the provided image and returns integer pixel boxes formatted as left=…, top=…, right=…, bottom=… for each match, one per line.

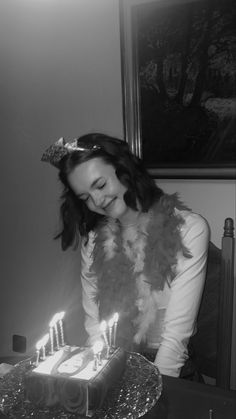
left=191, top=218, right=235, bottom=390
left=217, top=218, right=235, bottom=388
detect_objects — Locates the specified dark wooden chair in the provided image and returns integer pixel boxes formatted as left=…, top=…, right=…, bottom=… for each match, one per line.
left=190, top=217, right=235, bottom=390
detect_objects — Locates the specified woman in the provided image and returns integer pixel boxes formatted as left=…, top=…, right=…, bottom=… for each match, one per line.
left=42, top=133, right=209, bottom=378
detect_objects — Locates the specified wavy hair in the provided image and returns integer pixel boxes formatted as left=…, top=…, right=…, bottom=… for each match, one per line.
left=56, top=133, right=163, bottom=250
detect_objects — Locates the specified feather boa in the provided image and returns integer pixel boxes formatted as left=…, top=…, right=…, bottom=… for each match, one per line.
left=91, top=193, right=191, bottom=349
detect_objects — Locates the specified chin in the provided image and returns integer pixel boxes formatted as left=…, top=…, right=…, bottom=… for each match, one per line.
left=110, top=207, right=128, bottom=220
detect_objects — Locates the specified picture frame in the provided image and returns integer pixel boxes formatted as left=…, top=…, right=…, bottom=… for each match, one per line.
left=119, top=0, right=236, bottom=179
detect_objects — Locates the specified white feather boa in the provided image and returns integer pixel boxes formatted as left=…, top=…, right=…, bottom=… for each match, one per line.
left=91, top=194, right=191, bottom=346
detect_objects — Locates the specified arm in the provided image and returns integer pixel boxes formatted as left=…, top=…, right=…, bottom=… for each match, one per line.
left=80, top=232, right=101, bottom=344
left=154, top=212, right=210, bottom=377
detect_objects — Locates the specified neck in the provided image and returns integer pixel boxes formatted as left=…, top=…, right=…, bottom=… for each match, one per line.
left=118, top=208, right=142, bottom=227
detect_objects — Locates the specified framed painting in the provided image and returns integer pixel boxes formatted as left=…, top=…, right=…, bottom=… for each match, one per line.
left=119, top=0, right=236, bottom=178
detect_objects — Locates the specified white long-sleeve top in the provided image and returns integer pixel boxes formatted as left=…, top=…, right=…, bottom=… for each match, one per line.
left=80, top=209, right=209, bottom=377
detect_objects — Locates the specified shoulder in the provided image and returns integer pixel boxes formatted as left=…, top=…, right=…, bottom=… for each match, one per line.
left=176, top=209, right=210, bottom=251
left=177, top=209, right=209, bottom=235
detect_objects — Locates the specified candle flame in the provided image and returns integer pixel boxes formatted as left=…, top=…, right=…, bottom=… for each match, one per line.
left=57, top=311, right=65, bottom=321
left=49, top=311, right=65, bottom=327
left=108, top=317, right=115, bottom=328
left=92, top=340, right=104, bottom=354
left=49, top=313, right=58, bottom=327
left=113, top=312, right=119, bottom=323
left=100, top=320, right=107, bottom=332
left=41, top=333, right=49, bottom=347
left=36, top=339, right=42, bottom=350
left=54, top=312, right=61, bottom=323
left=36, top=333, right=49, bottom=350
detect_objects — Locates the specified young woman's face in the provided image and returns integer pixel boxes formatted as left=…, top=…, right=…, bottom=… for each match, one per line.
left=67, top=157, right=132, bottom=222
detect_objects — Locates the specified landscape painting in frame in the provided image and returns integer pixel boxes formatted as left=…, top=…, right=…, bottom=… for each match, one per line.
left=120, top=0, right=236, bottom=178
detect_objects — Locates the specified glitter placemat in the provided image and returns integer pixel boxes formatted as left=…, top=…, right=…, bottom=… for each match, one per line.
left=0, top=352, right=162, bottom=419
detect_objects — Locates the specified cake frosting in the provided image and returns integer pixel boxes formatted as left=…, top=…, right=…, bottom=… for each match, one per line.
left=24, top=345, right=126, bottom=417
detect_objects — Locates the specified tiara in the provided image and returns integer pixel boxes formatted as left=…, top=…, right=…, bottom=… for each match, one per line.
left=41, top=137, right=101, bottom=168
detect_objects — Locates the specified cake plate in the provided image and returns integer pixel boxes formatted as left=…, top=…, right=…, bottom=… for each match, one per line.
left=0, top=352, right=162, bottom=419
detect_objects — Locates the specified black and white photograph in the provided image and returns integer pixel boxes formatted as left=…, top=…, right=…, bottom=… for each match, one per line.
left=0, top=1, right=235, bottom=418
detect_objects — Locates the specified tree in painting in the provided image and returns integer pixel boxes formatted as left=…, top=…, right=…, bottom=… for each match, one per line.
left=135, top=0, right=236, bottom=166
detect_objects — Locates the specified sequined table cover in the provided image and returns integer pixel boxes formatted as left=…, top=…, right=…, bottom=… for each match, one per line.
left=0, top=352, right=162, bottom=419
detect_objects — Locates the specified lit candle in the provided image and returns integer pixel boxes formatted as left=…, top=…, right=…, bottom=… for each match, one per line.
left=49, top=315, right=56, bottom=354
left=93, top=354, right=98, bottom=370
left=57, top=311, right=65, bottom=346
left=35, top=340, right=41, bottom=366
left=49, top=326, right=54, bottom=354
left=53, top=313, right=60, bottom=350
left=100, top=320, right=109, bottom=346
left=113, top=312, right=119, bottom=347
left=40, top=333, right=49, bottom=360
left=108, top=317, right=115, bottom=347
left=97, top=341, right=104, bottom=365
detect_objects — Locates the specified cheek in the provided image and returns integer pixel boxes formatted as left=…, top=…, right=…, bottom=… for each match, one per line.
left=111, top=178, right=127, bottom=197
left=86, top=200, right=104, bottom=214
left=118, top=184, right=127, bottom=199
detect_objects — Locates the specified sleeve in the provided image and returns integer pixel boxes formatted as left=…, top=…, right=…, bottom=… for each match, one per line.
left=80, top=232, right=101, bottom=344
left=154, top=212, right=210, bottom=377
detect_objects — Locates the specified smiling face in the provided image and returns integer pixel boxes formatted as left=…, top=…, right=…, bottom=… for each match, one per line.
left=67, top=157, right=137, bottom=224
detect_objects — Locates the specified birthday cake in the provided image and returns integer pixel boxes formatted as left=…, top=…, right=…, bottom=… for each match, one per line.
left=24, top=344, right=126, bottom=417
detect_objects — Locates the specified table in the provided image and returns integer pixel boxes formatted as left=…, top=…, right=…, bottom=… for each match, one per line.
left=0, top=353, right=235, bottom=419
left=144, top=374, right=236, bottom=419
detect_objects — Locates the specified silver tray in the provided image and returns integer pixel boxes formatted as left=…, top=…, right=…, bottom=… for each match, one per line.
left=0, top=352, right=162, bottom=419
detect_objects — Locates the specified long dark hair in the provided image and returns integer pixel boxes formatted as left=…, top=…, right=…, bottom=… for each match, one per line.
left=56, top=133, right=163, bottom=250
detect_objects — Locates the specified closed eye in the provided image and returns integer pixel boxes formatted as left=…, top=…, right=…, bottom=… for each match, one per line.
left=97, top=182, right=106, bottom=189
left=77, top=179, right=106, bottom=202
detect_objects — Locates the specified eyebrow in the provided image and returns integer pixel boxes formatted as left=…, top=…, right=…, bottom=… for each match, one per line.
left=77, top=177, right=104, bottom=199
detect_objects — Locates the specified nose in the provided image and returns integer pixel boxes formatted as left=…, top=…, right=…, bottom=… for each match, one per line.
left=91, top=190, right=104, bottom=207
